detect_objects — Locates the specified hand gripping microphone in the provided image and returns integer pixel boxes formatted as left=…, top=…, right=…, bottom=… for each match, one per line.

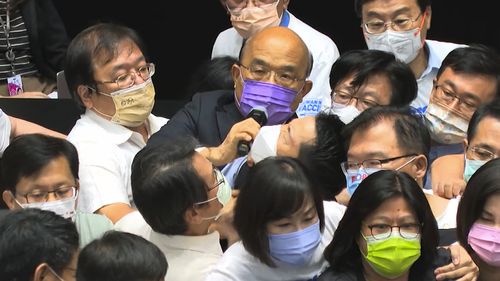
left=237, top=107, right=268, bottom=156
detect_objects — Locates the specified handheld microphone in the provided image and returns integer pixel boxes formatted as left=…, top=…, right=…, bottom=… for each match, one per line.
left=237, top=107, right=268, bottom=156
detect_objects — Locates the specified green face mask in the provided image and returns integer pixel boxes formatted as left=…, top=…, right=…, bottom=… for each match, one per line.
left=362, top=232, right=421, bottom=278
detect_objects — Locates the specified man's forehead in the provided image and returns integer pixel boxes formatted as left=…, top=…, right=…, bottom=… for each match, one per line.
left=348, top=119, right=401, bottom=154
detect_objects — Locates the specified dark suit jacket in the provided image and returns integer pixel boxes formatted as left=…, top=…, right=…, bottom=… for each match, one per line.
left=20, top=0, right=69, bottom=80
left=148, top=90, right=244, bottom=148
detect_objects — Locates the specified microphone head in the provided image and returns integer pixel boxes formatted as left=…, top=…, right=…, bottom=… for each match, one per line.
left=248, top=106, right=268, bottom=126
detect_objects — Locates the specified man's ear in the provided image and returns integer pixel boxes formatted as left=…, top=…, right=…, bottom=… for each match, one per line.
left=77, top=85, right=94, bottom=109
left=184, top=206, right=203, bottom=225
left=463, top=138, right=468, bottom=151
left=2, top=190, right=16, bottom=209
left=424, top=6, right=432, bottom=30
left=33, top=263, right=50, bottom=281
left=413, top=154, right=428, bottom=180
left=290, top=80, right=312, bottom=112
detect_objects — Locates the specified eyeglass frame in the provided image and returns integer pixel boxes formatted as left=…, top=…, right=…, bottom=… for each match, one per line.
left=467, top=145, right=498, bottom=161
left=432, top=83, right=479, bottom=116
left=225, top=0, right=279, bottom=12
left=15, top=186, right=78, bottom=204
left=341, top=153, right=418, bottom=174
left=362, top=12, right=423, bottom=34
left=331, top=89, right=381, bottom=110
left=239, top=63, right=306, bottom=88
left=193, top=168, right=225, bottom=206
left=94, top=63, right=155, bottom=90
left=364, top=223, right=422, bottom=240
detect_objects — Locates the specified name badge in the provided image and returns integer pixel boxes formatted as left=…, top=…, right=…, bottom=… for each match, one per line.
left=7, top=74, right=23, bottom=96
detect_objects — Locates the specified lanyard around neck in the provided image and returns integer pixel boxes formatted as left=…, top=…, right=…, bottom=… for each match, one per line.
left=0, top=1, right=16, bottom=71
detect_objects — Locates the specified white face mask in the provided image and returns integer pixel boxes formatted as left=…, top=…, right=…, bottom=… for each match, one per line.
left=17, top=194, right=78, bottom=220
left=249, top=124, right=281, bottom=163
left=424, top=101, right=468, bottom=144
left=327, top=102, right=361, bottom=124
left=365, top=28, right=423, bottom=64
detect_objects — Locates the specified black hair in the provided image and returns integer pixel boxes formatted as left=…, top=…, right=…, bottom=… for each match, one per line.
left=234, top=156, right=325, bottom=267
left=342, top=106, right=430, bottom=163
left=354, top=0, right=431, bottom=17
left=76, top=230, right=168, bottom=281
left=0, top=134, right=79, bottom=193
left=329, top=49, right=417, bottom=107
left=457, top=158, right=500, bottom=255
left=298, top=112, right=346, bottom=200
left=467, top=98, right=500, bottom=143
left=324, top=170, right=438, bottom=279
left=185, top=56, right=238, bottom=99
left=436, top=44, right=500, bottom=98
left=64, top=22, right=148, bottom=112
left=131, top=137, right=209, bottom=235
left=0, top=208, right=79, bottom=281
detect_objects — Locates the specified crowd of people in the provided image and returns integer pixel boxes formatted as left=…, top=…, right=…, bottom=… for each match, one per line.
left=1, top=0, right=500, bottom=280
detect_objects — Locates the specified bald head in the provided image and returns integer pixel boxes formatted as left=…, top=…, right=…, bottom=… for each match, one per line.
left=240, top=26, right=312, bottom=78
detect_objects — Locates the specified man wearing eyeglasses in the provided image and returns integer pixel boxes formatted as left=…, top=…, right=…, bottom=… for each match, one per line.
left=64, top=23, right=168, bottom=224
left=422, top=45, right=500, bottom=190
left=355, top=0, right=467, bottom=114
left=212, top=0, right=339, bottom=118
left=0, top=134, right=113, bottom=248
left=339, top=106, right=478, bottom=280
left=149, top=26, right=312, bottom=151
left=431, top=99, right=500, bottom=199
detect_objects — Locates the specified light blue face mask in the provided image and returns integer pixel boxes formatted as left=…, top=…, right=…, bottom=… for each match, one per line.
left=268, top=220, right=321, bottom=266
left=463, top=157, right=488, bottom=183
left=345, top=167, right=381, bottom=196
left=345, top=156, right=417, bottom=196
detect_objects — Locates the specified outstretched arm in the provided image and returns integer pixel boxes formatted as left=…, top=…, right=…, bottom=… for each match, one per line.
left=431, top=154, right=465, bottom=199
left=9, top=115, right=66, bottom=139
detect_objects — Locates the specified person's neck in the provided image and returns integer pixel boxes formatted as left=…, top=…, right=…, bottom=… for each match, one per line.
left=476, top=259, right=500, bottom=281
left=127, top=122, right=149, bottom=142
left=184, top=221, right=211, bottom=236
left=408, top=44, right=429, bottom=80
left=362, top=260, right=410, bottom=281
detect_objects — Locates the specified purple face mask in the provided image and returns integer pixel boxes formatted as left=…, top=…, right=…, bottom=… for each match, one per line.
left=237, top=79, right=298, bottom=125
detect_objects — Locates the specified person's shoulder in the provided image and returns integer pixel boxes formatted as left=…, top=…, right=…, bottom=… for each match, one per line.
left=212, top=28, right=242, bottom=58
left=75, top=211, right=113, bottom=227
left=323, top=200, right=347, bottom=216
left=190, top=90, right=234, bottom=107
left=426, top=40, right=468, bottom=61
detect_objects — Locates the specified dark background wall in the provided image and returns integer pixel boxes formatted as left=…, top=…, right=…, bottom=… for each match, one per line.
left=53, top=0, right=498, bottom=102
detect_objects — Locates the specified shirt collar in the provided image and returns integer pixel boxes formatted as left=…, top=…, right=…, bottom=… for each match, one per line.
left=84, top=109, right=146, bottom=145
left=279, top=10, right=290, bottom=27
left=421, top=40, right=443, bottom=78
left=150, top=230, right=223, bottom=255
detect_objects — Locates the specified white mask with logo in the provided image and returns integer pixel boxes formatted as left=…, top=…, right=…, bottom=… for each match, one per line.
left=250, top=124, right=281, bottom=163
left=365, top=27, right=423, bottom=64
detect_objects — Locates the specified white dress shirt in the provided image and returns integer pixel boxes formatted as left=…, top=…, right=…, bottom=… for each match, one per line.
left=68, top=110, right=168, bottom=213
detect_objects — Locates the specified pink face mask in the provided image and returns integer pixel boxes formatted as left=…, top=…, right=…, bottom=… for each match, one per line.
left=468, top=223, right=500, bottom=266
left=229, top=1, right=281, bottom=39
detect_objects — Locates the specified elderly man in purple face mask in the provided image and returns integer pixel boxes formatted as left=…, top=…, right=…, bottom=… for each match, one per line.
left=148, top=26, right=313, bottom=154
